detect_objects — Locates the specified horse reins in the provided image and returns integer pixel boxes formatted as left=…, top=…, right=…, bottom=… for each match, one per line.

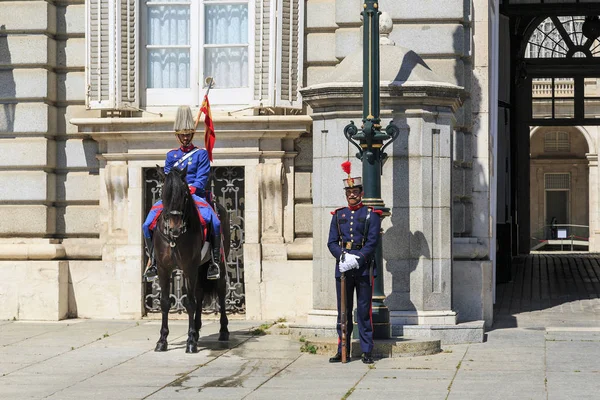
left=160, top=196, right=189, bottom=247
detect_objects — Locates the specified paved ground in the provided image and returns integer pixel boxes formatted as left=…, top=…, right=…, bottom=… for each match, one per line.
left=2, top=254, right=600, bottom=399
left=1, top=317, right=600, bottom=400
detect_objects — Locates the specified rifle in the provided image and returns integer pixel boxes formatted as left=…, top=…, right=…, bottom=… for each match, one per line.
left=340, top=270, right=347, bottom=363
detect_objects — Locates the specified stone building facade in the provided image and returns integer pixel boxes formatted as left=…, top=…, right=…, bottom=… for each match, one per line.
left=6, top=0, right=597, bottom=341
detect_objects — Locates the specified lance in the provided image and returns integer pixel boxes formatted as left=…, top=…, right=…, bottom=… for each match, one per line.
left=194, top=76, right=215, bottom=130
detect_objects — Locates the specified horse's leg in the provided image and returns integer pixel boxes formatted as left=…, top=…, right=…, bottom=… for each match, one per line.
left=194, top=270, right=204, bottom=342
left=218, top=264, right=229, bottom=341
left=184, top=271, right=199, bottom=354
left=155, top=274, right=170, bottom=352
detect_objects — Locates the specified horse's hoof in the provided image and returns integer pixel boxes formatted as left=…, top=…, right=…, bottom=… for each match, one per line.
left=218, top=332, right=229, bottom=341
left=186, top=344, right=198, bottom=353
left=155, top=342, right=168, bottom=352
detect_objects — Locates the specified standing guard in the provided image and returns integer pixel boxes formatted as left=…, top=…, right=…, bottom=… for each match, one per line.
left=327, top=161, right=381, bottom=364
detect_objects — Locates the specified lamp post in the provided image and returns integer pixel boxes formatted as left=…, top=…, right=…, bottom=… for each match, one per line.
left=344, top=1, right=399, bottom=339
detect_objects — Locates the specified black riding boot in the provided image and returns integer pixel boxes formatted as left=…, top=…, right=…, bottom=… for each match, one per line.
left=143, top=236, right=158, bottom=281
left=207, top=233, right=221, bottom=280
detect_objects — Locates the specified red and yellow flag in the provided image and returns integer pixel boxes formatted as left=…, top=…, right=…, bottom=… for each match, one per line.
left=200, top=94, right=215, bottom=162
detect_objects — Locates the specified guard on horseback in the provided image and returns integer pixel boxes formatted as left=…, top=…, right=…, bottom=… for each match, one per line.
left=143, top=105, right=222, bottom=281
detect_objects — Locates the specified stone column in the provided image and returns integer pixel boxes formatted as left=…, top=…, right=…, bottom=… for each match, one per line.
left=587, top=154, right=599, bottom=251
left=384, top=110, right=456, bottom=327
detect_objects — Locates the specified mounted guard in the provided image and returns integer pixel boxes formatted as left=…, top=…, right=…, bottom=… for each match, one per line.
left=142, top=97, right=222, bottom=281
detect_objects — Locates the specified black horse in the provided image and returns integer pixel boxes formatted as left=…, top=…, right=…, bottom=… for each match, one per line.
left=153, top=165, right=230, bottom=353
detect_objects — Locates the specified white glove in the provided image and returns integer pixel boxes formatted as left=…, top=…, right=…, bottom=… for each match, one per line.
left=338, top=259, right=352, bottom=273
left=345, top=253, right=360, bottom=270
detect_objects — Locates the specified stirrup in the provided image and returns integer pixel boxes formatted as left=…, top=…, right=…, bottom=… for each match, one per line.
left=207, top=263, right=220, bottom=280
left=143, top=265, right=158, bottom=282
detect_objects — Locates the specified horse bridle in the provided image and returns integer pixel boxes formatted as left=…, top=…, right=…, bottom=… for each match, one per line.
left=160, top=197, right=189, bottom=247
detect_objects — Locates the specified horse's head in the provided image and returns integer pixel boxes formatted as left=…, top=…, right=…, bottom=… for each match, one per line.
left=160, top=165, right=191, bottom=240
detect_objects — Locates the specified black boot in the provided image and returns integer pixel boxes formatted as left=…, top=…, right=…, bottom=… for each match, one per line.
left=143, top=236, right=157, bottom=282
left=361, top=352, right=374, bottom=364
left=207, top=234, right=221, bottom=280
left=329, top=349, right=351, bottom=363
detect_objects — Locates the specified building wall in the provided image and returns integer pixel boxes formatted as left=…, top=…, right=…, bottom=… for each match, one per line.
left=0, top=0, right=313, bottom=320
left=304, top=0, right=494, bottom=325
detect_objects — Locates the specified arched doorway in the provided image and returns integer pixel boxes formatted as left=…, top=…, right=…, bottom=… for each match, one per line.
left=499, top=10, right=600, bottom=260
left=529, top=126, right=590, bottom=251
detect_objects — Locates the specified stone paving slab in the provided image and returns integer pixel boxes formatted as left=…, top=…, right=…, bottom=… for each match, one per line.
left=2, top=318, right=600, bottom=399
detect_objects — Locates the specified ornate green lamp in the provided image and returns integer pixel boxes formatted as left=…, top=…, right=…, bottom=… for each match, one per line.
left=344, top=1, right=399, bottom=339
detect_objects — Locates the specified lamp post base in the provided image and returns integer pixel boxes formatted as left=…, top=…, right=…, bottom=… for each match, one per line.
left=372, top=298, right=391, bottom=339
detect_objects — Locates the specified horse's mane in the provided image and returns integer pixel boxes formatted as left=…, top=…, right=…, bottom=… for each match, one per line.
left=162, top=169, right=202, bottom=234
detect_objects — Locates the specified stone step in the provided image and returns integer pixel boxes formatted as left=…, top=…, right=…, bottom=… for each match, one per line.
left=276, top=320, right=484, bottom=346
left=301, top=336, right=441, bottom=358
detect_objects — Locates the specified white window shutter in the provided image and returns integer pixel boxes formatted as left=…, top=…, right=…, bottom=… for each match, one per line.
left=258, top=0, right=302, bottom=109
left=277, top=0, right=302, bottom=108
left=86, top=0, right=138, bottom=110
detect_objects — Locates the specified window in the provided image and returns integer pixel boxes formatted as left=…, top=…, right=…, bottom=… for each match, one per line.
left=144, top=0, right=253, bottom=107
left=532, top=78, right=574, bottom=119
left=526, top=16, right=600, bottom=59
left=544, top=132, right=570, bottom=153
left=545, top=173, right=570, bottom=190
left=86, top=0, right=302, bottom=111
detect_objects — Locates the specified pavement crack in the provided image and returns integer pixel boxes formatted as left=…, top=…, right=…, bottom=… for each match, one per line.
left=240, top=354, right=303, bottom=399
left=2, top=322, right=140, bottom=380
left=340, top=366, right=372, bottom=400
left=444, top=344, right=469, bottom=400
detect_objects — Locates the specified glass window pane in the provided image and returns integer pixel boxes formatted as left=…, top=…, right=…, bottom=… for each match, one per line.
left=148, top=5, right=190, bottom=46
left=532, top=78, right=552, bottom=119
left=554, top=99, right=574, bottom=118
left=554, top=78, right=574, bottom=98
left=532, top=99, right=552, bottom=119
left=205, top=47, right=249, bottom=88
left=585, top=99, right=600, bottom=118
left=205, top=4, right=248, bottom=45
left=148, top=49, right=190, bottom=89
left=532, top=78, right=575, bottom=119
left=584, top=78, right=600, bottom=118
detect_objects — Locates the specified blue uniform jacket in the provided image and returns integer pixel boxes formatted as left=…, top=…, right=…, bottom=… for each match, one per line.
left=327, top=204, right=381, bottom=278
left=164, top=146, right=210, bottom=198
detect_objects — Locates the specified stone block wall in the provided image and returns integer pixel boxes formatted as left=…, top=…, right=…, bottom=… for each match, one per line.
left=0, top=0, right=98, bottom=245
left=304, top=0, right=487, bottom=246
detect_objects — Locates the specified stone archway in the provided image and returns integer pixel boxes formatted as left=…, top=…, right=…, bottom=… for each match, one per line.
left=529, top=126, right=591, bottom=251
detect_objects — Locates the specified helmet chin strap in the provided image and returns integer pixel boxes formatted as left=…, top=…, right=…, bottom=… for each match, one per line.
left=177, top=133, right=195, bottom=147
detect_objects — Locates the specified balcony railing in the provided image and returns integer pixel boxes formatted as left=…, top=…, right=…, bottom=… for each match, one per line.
left=530, top=224, right=589, bottom=251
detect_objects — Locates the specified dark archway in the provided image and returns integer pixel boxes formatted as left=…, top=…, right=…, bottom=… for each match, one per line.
left=498, top=5, right=600, bottom=272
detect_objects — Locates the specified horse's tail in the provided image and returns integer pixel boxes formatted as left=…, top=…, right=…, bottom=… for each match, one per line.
left=214, top=201, right=230, bottom=259
left=198, top=264, right=225, bottom=308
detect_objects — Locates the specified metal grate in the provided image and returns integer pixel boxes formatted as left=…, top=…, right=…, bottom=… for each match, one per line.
left=544, top=131, right=570, bottom=152
left=545, top=173, right=570, bottom=190
left=143, top=166, right=246, bottom=315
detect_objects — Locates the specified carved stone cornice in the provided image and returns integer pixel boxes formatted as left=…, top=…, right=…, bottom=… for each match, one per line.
left=70, top=115, right=313, bottom=141
left=301, top=83, right=464, bottom=112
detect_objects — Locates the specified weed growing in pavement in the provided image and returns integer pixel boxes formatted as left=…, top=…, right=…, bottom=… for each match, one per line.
left=300, top=343, right=317, bottom=354
left=342, top=387, right=355, bottom=400
left=251, top=323, right=272, bottom=336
